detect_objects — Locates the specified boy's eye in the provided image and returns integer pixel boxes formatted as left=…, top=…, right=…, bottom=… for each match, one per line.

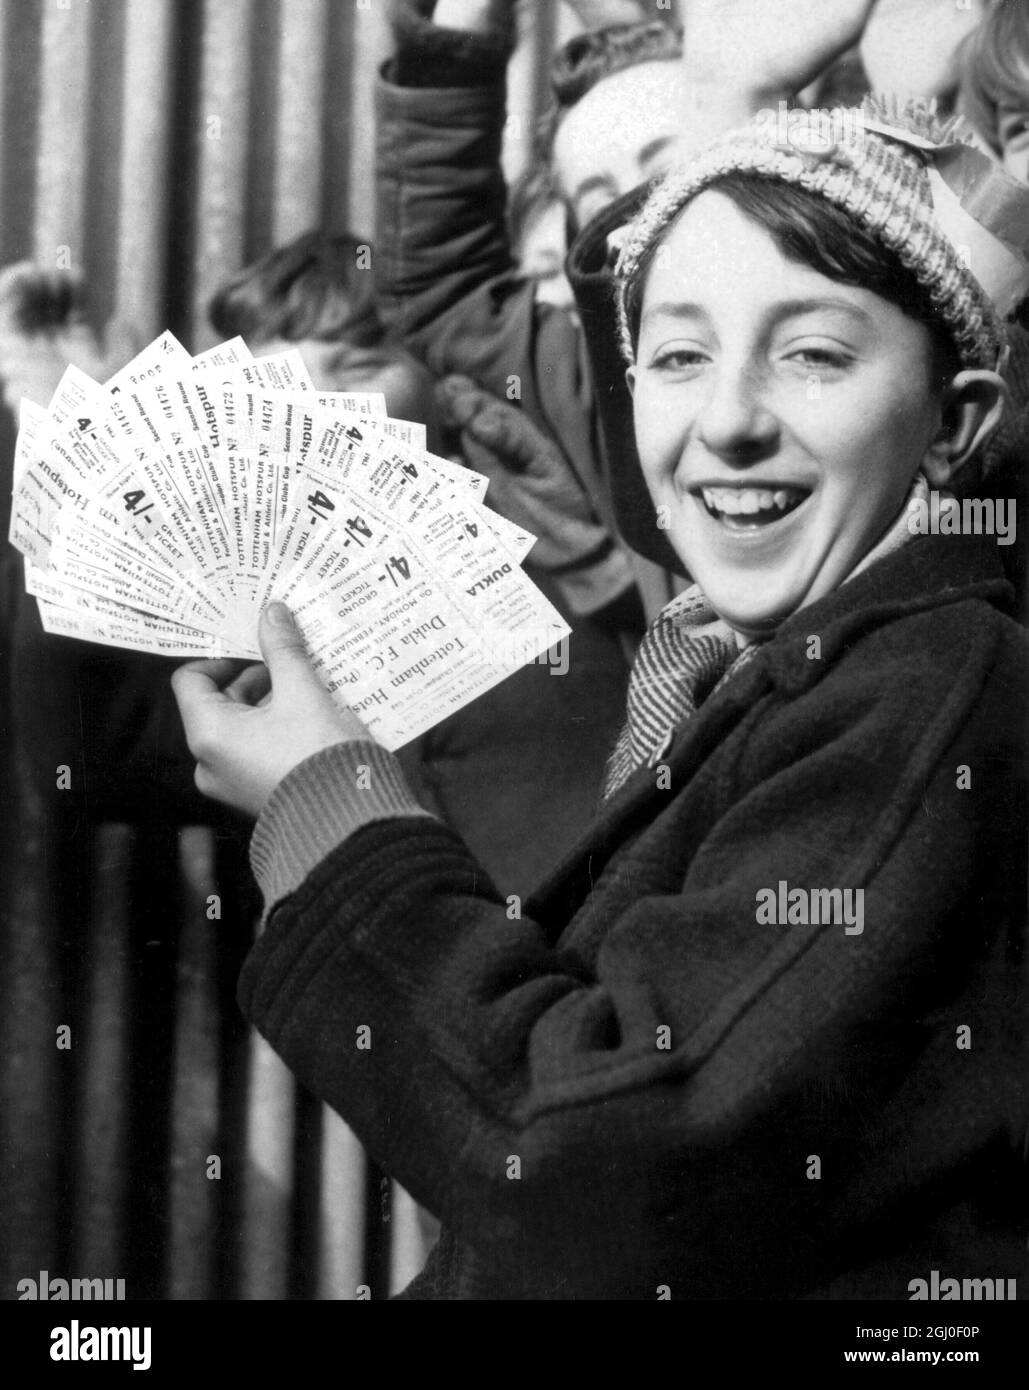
left=787, top=346, right=851, bottom=370
left=650, top=347, right=709, bottom=372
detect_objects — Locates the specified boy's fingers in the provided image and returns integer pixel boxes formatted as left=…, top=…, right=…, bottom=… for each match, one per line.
left=258, top=603, right=319, bottom=692
left=171, top=658, right=240, bottom=709
left=224, top=662, right=271, bottom=705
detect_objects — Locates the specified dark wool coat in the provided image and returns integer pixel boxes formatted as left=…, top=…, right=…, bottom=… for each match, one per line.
left=239, top=532, right=1029, bottom=1299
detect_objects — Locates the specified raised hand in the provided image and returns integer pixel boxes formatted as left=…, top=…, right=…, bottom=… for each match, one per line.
left=681, top=0, right=877, bottom=98
left=436, top=372, right=613, bottom=579
left=172, top=603, right=372, bottom=819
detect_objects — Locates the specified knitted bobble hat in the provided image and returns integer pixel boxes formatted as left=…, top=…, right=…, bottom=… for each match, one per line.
left=615, top=97, right=1029, bottom=375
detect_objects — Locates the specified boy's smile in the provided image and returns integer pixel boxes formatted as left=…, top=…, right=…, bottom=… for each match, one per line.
left=628, top=191, right=946, bottom=638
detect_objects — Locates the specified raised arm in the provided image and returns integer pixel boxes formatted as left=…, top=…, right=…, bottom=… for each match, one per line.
left=375, top=0, right=521, bottom=351
left=375, top=0, right=636, bottom=616
left=677, top=0, right=878, bottom=156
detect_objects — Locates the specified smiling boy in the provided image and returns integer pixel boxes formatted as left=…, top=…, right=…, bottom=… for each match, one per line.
left=624, top=187, right=998, bottom=637
left=172, top=103, right=1029, bottom=1300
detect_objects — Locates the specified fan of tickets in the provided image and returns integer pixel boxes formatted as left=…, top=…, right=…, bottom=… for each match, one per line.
left=8, top=331, right=570, bottom=750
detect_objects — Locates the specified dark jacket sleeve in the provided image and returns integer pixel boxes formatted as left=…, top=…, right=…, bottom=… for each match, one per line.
left=374, top=7, right=625, bottom=556
left=236, top=601, right=1028, bottom=1298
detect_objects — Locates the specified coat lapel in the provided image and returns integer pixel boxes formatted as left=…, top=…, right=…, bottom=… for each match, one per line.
left=524, top=650, right=774, bottom=923
left=525, top=534, right=1013, bottom=927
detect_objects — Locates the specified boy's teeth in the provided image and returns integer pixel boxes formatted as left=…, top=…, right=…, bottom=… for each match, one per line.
left=701, top=486, right=804, bottom=519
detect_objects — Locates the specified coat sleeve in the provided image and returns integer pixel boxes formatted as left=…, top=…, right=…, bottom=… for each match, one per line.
left=372, top=29, right=612, bottom=502
left=237, top=617, right=1028, bottom=1298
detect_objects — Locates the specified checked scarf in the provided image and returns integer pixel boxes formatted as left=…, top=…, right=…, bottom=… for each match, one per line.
left=601, top=473, right=931, bottom=801
left=602, top=585, right=758, bottom=800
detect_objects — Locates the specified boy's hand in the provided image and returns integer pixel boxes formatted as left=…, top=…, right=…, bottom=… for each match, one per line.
left=171, top=603, right=372, bottom=819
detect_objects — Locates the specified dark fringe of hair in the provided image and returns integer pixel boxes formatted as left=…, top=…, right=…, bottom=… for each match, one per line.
left=623, top=172, right=961, bottom=390
left=208, top=231, right=384, bottom=347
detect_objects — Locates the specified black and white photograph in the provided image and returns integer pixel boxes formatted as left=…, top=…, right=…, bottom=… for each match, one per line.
left=0, top=0, right=1026, bottom=1352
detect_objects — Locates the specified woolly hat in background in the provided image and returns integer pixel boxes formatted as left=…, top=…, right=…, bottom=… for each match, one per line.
left=614, top=97, right=1029, bottom=375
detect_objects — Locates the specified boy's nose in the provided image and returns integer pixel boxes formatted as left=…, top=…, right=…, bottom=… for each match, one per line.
left=696, top=361, right=779, bottom=463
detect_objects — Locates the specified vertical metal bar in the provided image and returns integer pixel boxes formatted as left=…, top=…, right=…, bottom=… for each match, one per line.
left=167, top=824, right=221, bottom=1299
left=272, top=0, right=328, bottom=247
left=389, top=1182, right=433, bottom=1296
left=115, top=0, right=177, bottom=341
left=191, top=0, right=255, bottom=346
left=317, top=1107, right=367, bottom=1298
left=71, top=823, right=135, bottom=1284
left=239, top=1033, right=295, bottom=1298
left=504, top=0, right=553, bottom=187
left=346, top=0, right=392, bottom=240
left=34, top=0, right=91, bottom=270
left=0, top=713, right=65, bottom=1290
left=123, top=822, right=181, bottom=1299
left=0, top=0, right=41, bottom=265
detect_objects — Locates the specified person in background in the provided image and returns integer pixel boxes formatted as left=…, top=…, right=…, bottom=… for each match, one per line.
left=960, top=0, right=1029, bottom=183
left=208, top=231, right=441, bottom=446
left=956, top=0, right=1029, bottom=616
left=506, top=160, right=574, bottom=313
left=858, top=0, right=987, bottom=111
left=377, top=0, right=690, bottom=625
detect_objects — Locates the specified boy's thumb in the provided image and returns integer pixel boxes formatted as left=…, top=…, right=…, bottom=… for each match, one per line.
left=258, top=603, right=315, bottom=688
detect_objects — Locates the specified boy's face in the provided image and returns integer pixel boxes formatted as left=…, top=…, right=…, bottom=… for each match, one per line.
left=254, top=336, right=438, bottom=432
left=998, top=107, right=1029, bottom=185
left=552, top=61, right=681, bottom=234
left=628, top=191, right=944, bottom=638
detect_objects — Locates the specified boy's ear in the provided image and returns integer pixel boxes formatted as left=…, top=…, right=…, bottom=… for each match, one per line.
left=921, top=369, right=1008, bottom=486
left=625, top=365, right=636, bottom=398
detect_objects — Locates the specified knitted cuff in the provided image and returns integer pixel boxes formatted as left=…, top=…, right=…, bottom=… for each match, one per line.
left=250, top=740, right=435, bottom=913
left=390, top=0, right=514, bottom=87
